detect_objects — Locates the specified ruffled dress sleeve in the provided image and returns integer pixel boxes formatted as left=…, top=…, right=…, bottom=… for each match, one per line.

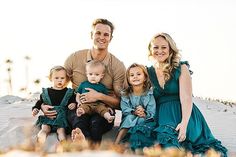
left=120, top=96, right=134, bottom=117
left=173, top=61, right=193, bottom=80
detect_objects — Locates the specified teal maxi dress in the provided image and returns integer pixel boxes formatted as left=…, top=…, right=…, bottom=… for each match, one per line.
left=145, top=61, right=227, bottom=156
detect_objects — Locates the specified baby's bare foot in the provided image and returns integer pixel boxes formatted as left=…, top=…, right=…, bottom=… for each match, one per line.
left=76, top=107, right=85, bottom=117
left=108, top=116, right=115, bottom=123
left=104, top=112, right=115, bottom=123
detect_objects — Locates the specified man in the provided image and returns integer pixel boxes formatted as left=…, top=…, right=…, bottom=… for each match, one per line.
left=41, top=18, right=126, bottom=145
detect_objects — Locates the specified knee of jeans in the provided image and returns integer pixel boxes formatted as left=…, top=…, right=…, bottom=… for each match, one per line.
left=91, top=121, right=103, bottom=132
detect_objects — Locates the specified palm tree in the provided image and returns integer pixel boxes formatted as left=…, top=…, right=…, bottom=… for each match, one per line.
left=24, top=55, right=31, bottom=93
left=5, top=59, right=13, bottom=95
left=34, top=79, right=41, bottom=85
left=33, top=79, right=41, bottom=92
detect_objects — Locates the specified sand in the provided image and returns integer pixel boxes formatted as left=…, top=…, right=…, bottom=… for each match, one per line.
left=0, top=95, right=235, bottom=156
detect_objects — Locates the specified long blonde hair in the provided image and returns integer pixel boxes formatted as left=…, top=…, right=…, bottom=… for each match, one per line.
left=148, top=33, right=181, bottom=82
left=122, top=63, right=151, bottom=96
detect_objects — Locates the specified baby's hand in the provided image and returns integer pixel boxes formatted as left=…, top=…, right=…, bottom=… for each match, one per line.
left=32, top=108, right=39, bottom=117
left=68, top=103, right=76, bottom=110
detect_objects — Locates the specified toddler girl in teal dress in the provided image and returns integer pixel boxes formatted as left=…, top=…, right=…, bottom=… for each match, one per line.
left=115, top=63, right=156, bottom=150
left=32, top=66, right=76, bottom=146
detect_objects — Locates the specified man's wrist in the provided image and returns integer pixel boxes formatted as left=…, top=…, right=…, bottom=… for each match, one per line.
left=97, top=92, right=104, bottom=101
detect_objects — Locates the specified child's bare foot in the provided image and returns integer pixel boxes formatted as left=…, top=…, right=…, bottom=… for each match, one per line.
left=104, top=112, right=115, bottom=123
left=35, top=137, right=45, bottom=152
left=76, top=107, right=85, bottom=117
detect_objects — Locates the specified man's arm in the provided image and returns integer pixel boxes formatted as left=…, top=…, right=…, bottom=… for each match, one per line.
left=41, top=104, right=57, bottom=119
left=80, top=60, right=125, bottom=109
left=80, top=88, right=120, bottom=109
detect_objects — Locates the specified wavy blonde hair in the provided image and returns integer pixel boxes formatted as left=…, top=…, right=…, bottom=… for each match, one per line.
left=122, top=63, right=151, bottom=96
left=148, top=33, right=181, bottom=82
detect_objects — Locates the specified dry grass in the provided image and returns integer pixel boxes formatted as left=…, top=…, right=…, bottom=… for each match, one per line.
left=143, top=144, right=221, bottom=157
left=0, top=139, right=223, bottom=157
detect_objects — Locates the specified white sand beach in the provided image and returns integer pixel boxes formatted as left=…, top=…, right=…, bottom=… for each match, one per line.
left=0, top=95, right=235, bottom=156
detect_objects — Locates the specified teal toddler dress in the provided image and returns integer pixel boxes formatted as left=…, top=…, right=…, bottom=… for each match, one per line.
left=147, top=61, right=227, bottom=156
left=36, top=88, right=74, bottom=130
left=122, top=90, right=157, bottom=150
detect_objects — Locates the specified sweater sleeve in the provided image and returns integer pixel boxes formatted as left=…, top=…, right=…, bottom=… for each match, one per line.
left=68, top=93, right=77, bottom=106
left=145, top=94, right=156, bottom=120
left=120, top=96, right=134, bottom=116
left=32, top=94, right=43, bottom=110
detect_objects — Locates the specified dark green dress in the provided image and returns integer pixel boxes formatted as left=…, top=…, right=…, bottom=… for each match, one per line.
left=146, top=61, right=227, bottom=156
left=35, top=88, right=74, bottom=131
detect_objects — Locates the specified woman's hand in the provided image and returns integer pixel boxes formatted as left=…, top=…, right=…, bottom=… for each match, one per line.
left=41, top=104, right=57, bottom=119
left=175, top=122, right=187, bottom=142
left=80, top=88, right=101, bottom=103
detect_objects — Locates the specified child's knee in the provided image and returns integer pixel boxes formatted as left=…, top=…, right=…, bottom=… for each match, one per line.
left=41, top=125, right=51, bottom=133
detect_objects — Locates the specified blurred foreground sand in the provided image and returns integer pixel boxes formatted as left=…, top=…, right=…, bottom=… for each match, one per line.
left=0, top=95, right=235, bottom=156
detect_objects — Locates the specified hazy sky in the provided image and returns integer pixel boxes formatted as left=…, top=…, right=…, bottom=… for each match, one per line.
left=0, top=0, right=235, bottom=101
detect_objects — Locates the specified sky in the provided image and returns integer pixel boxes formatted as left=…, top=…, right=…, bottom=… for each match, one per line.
left=0, top=0, right=235, bottom=101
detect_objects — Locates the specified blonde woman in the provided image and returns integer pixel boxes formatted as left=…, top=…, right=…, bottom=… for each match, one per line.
left=129, top=33, right=227, bottom=157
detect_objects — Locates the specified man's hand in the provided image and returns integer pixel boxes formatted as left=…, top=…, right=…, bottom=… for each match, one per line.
left=41, top=104, right=57, bottom=119
left=76, top=93, right=82, bottom=104
left=80, top=88, right=101, bottom=103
